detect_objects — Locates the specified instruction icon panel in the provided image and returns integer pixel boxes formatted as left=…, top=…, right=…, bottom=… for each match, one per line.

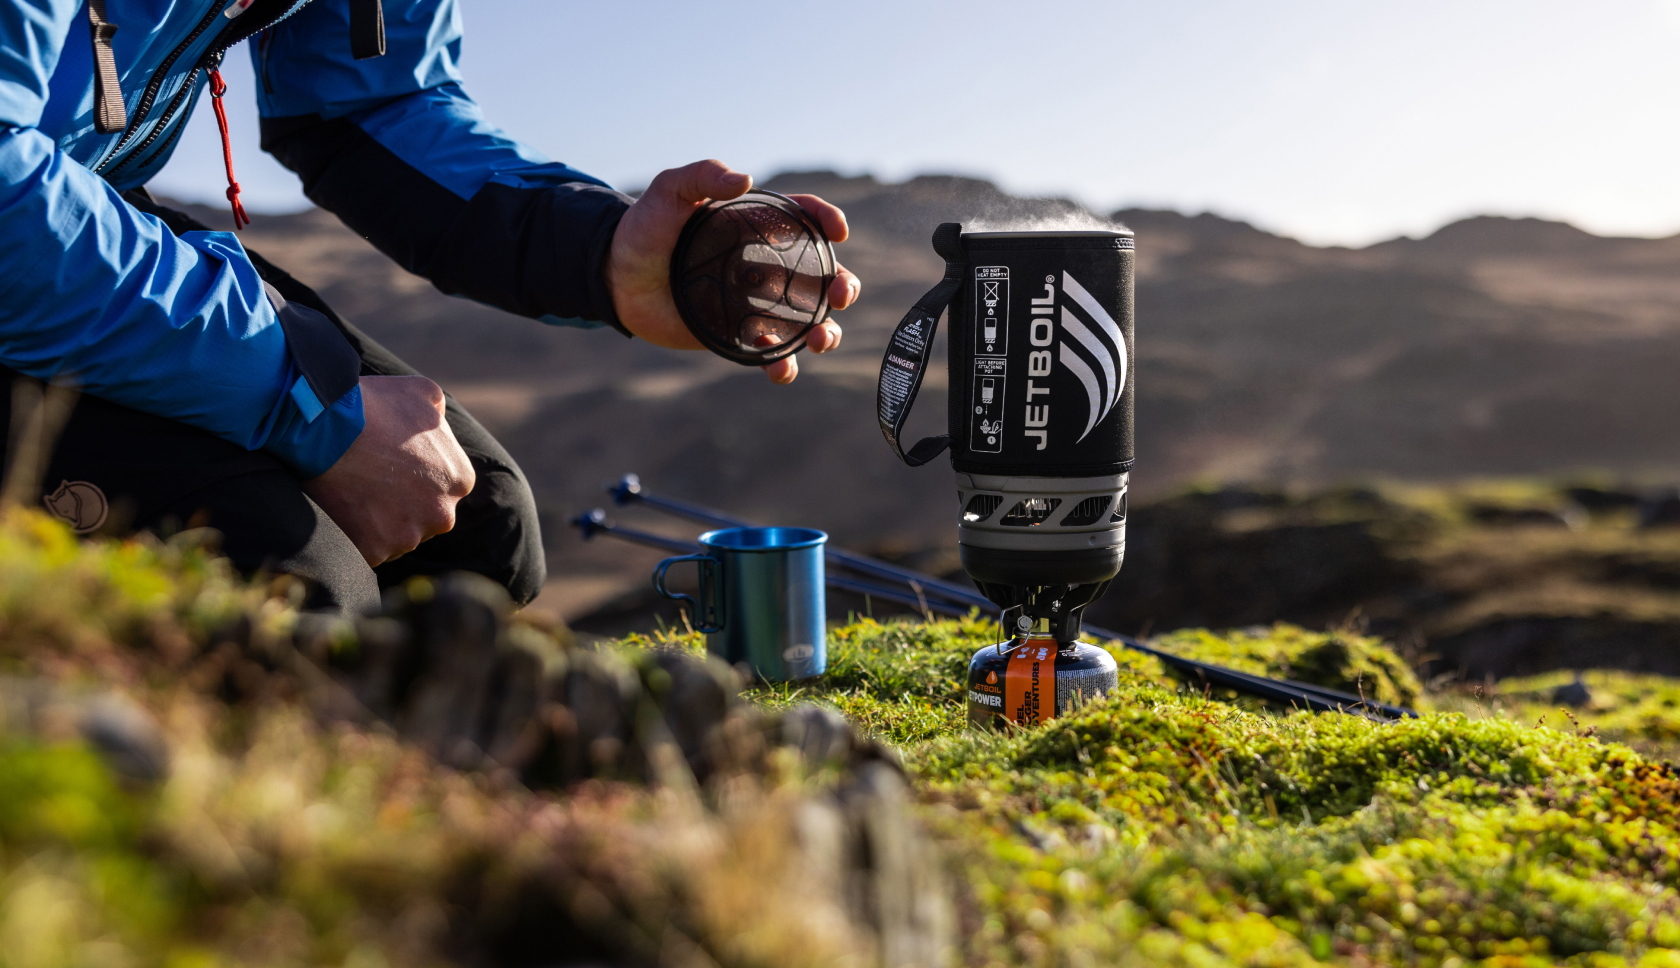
left=975, top=267, right=1009, bottom=356
left=970, top=357, right=1006, bottom=453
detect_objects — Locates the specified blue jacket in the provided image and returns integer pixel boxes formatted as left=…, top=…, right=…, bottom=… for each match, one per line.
left=0, top=0, right=629, bottom=476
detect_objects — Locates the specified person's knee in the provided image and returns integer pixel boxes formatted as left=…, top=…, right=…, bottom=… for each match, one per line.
left=291, top=546, right=382, bottom=614
left=280, top=515, right=382, bottom=614
left=481, top=462, right=546, bottom=605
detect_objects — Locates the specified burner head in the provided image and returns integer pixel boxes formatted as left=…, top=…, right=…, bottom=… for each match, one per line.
left=669, top=190, right=836, bottom=366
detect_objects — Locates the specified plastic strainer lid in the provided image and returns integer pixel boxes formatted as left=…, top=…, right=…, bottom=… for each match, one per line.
left=668, top=189, right=836, bottom=366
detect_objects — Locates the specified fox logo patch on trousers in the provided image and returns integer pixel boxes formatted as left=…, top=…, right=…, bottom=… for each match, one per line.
left=43, top=480, right=108, bottom=534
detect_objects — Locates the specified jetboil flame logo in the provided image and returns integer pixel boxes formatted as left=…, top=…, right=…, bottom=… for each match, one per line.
left=1024, top=272, right=1128, bottom=449
left=1057, top=272, right=1128, bottom=443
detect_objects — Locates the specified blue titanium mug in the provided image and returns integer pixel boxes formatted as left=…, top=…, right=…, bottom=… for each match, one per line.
left=652, top=527, right=827, bottom=681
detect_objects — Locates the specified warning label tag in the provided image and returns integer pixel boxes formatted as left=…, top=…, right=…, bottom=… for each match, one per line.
left=877, top=313, right=930, bottom=428
left=875, top=222, right=963, bottom=467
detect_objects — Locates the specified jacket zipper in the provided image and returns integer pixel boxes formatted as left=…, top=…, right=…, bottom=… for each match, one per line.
left=107, top=58, right=211, bottom=177
left=92, top=0, right=224, bottom=174
left=105, top=2, right=311, bottom=180
left=123, top=67, right=207, bottom=176
left=203, top=0, right=309, bottom=66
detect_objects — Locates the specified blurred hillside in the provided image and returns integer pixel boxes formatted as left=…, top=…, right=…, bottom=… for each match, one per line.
left=162, top=172, right=1680, bottom=624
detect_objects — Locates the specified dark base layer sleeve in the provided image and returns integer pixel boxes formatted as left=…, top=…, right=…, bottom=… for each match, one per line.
left=260, top=112, right=632, bottom=334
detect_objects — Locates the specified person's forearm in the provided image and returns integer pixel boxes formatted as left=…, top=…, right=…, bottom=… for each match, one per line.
left=0, top=127, right=363, bottom=476
left=261, top=84, right=632, bottom=329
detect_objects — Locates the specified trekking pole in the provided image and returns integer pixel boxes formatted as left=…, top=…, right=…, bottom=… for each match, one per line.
left=1099, top=634, right=1416, bottom=719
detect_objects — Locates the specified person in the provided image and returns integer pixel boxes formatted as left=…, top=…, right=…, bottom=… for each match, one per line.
left=0, top=0, right=859, bottom=613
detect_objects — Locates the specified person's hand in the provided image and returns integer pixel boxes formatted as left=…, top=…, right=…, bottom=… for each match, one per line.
left=605, top=159, right=861, bottom=384
left=304, top=375, right=475, bottom=566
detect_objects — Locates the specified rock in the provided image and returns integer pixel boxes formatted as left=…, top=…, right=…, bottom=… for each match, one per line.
left=776, top=703, right=900, bottom=772
left=327, top=573, right=553, bottom=772
left=1466, top=503, right=1581, bottom=529
left=539, top=647, right=645, bottom=784
left=780, top=704, right=856, bottom=765
left=640, top=647, right=743, bottom=782
left=1552, top=676, right=1593, bottom=708
left=286, top=580, right=955, bottom=967
left=390, top=574, right=511, bottom=768
left=1564, top=486, right=1641, bottom=511
left=832, top=761, right=954, bottom=967
left=323, top=577, right=755, bottom=788
left=1640, top=489, right=1680, bottom=529
left=528, top=646, right=753, bottom=787
left=478, top=644, right=547, bottom=771
left=78, top=694, right=171, bottom=783
left=0, top=679, right=170, bottom=784
left=332, top=614, right=412, bottom=719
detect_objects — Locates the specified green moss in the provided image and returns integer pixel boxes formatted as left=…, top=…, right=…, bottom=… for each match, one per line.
left=15, top=505, right=1680, bottom=966
left=729, top=612, right=1680, bottom=965
left=740, top=617, right=1414, bottom=749
left=1445, top=669, right=1680, bottom=764
left=0, top=740, right=142, bottom=847
left=743, top=615, right=1166, bottom=746
left=899, top=628, right=1680, bottom=966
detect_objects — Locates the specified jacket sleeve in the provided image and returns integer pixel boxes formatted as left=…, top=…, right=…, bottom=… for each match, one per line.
left=0, top=0, right=364, bottom=478
left=253, top=0, right=633, bottom=331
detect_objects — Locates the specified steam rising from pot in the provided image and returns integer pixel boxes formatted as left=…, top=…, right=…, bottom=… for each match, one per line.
left=963, top=211, right=1129, bottom=234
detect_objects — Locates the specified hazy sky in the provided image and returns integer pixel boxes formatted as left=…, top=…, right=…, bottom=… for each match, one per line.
left=150, top=0, right=1680, bottom=247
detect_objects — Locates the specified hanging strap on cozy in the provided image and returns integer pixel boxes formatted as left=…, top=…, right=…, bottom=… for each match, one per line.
left=87, top=0, right=127, bottom=134
left=350, top=0, right=386, bottom=60
left=207, top=67, right=250, bottom=230
left=876, top=222, right=967, bottom=467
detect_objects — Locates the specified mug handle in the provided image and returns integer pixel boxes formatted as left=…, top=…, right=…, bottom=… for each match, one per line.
left=652, top=554, right=724, bottom=633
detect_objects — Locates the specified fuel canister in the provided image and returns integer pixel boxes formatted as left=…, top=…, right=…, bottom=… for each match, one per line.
left=965, top=636, right=1119, bottom=729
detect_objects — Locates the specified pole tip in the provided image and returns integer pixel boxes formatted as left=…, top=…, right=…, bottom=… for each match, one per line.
left=608, top=473, right=643, bottom=505
left=570, top=508, right=608, bottom=539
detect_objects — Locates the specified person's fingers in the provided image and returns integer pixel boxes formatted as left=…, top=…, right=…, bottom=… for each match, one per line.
left=807, top=321, right=843, bottom=353
left=371, top=528, right=422, bottom=567
left=830, top=266, right=860, bottom=311
left=764, top=354, right=798, bottom=384
left=751, top=332, right=798, bottom=380
left=422, top=499, right=459, bottom=543
left=439, top=427, right=476, bottom=499
left=787, top=193, right=849, bottom=242
left=653, top=159, right=752, bottom=207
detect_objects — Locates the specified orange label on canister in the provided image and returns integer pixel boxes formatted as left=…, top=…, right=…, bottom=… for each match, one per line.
left=1004, top=642, right=1056, bottom=727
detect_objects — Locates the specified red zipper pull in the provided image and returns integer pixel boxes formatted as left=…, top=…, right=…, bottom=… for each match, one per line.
left=207, top=68, right=250, bottom=230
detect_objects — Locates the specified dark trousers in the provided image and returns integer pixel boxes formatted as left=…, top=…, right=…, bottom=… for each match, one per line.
left=0, top=192, right=546, bottom=613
